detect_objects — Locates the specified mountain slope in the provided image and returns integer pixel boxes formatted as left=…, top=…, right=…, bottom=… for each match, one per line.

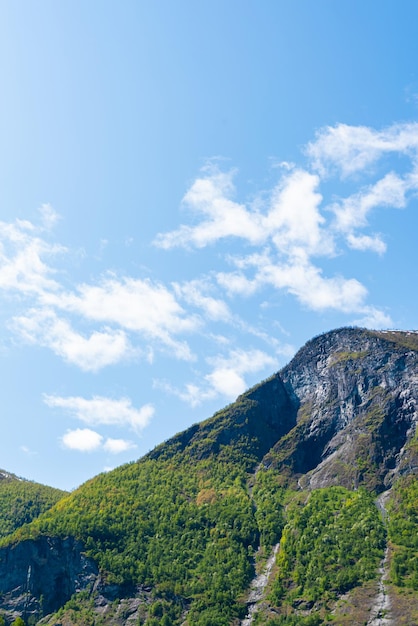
left=0, top=470, right=66, bottom=539
left=0, top=327, right=418, bottom=625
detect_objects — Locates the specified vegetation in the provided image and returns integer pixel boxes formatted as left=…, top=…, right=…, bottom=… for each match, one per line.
left=331, top=350, right=369, bottom=365
left=387, top=475, right=418, bottom=589
left=7, top=455, right=269, bottom=625
left=370, top=330, right=418, bottom=352
left=0, top=474, right=66, bottom=539
left=265, top=487, right=385, bottom=621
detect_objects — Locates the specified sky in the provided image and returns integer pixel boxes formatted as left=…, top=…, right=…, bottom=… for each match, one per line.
left=1, top=1, right=418, bottom=490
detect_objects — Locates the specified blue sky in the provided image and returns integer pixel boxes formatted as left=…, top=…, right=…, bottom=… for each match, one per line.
left=1, top=1, right=418, bottom=490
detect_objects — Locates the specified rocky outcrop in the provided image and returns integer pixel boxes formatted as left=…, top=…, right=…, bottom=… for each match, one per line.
left=264, top=328, right=418, bottom=491
left=0, top=536, right=98, bottom=620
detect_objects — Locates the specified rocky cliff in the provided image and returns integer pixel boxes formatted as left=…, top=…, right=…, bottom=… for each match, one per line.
left=0, top=536, right=97, bottom=621
left=267, top=328, right=418, bottom=491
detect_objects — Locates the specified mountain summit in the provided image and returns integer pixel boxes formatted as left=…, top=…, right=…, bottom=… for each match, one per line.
left=1, top=327, right=418, bottom=625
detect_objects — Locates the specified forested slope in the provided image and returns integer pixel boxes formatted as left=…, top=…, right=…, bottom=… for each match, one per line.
left=0, top=328, right=418, bottom=625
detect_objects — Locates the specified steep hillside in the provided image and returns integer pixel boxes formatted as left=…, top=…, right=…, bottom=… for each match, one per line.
left=0, top=470, right=66, bottom=539
left=267, top=328, right=418, bottom=491
left=0, top=327, right=418, bottom=625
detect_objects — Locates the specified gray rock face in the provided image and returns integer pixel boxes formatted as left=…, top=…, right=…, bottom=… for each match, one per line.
left=0, top=536, right=98, bottom=619
left=264, top=328, right=418, bottom=490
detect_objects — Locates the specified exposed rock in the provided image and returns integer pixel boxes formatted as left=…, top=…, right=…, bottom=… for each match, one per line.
left=264, top=328, right=418, bottom=491
left=0, top=536, right=98, bottom=619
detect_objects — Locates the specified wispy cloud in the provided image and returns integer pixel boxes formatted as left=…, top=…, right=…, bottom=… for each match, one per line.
left=13, top=309, right=132, bottom=371
left=155, top=121, right=418, bottom=328
left=154, top=168, right=265, bottom=249
left=157, top=347, right=278, bottom=407
left=0, top=213, right=63, bottom=295
left=103, top=438, right=136, bottom=454
left=154, top=167, right=331, bottom=257
left=306, top=122, right=418, bottom=177
left=47, top=276, right=200, bottom=362
left=173, top=279, right=232, bottom=322
left=0, top=211, right=201, bottom=368
left=43, top=394, right=154, bottom=433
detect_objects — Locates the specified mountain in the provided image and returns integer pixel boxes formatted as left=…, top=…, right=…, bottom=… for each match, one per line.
left=1, top=327, right=418, bottom=625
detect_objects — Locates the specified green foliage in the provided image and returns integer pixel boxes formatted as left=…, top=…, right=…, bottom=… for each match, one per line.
left=387, top=475, right=418, bottom=589
left=0, top=476, right=66, bottom=539
left=370, top=330, right=418, bottom=352
left=252, top=469, right=285, bottom=548
left=331, top=350, right=369, bottom=365
left=11, top=618, right=26, bottom=626
left=9, top=455, right=262, bottom=624
left=269, top=487, right=385, bottom=610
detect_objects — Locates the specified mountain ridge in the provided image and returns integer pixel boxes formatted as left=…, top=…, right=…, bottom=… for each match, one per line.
left=0, top=327, right=418, bottom=625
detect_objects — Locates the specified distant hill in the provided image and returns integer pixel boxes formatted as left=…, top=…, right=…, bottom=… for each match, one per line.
left=0, top=470, right=66, bottom=539
left=1, top=327, right=418, bottom=625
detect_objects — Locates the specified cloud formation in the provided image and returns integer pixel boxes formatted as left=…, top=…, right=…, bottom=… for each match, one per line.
left=61, top=428, right=103, bottom=452
left=306, top=122, right=418, bottom=177
left=0, top=209, right=63, bottom=295
left=43, top=394, right=154, bottom=433
left=157, top=347, right=278, bottom=407
left=13, top=309, right=131, bottom=371
left=60, top=428, right=136, bottom=454
left=155, top=121, right=418, bottom=328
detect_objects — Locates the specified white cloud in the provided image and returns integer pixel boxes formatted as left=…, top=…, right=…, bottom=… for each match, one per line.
left=154, top=169, right=265, bottom=249
left=12, top=309, right=132, bottom=371
left=346, top=233, right=386, bottom=254
left=61, top=429, right=137, bottom=454
left=216, top=270, right=258, bottom=297
left=39, top=204, right=60, bottom=230
left=0, top=121, right=414, bottom=409
left=0, top=219, right=63, bottom=295
left=205, top=348, right=277, bottom=399
left=306, top=122, right=418, bottom=177
left=353, top=307, right=393, bottom=329
left=160, top=348, right=278, bottom=407
left=103, top=438, right=136, bottom=454
left=44, top=394, right=154, bottom=433
left=173, top=280, right=232, bottom=322
left=259, top=256, right=368, bottom=312
left=61, top=428, right=103, bottom=452
left=217, top=249, right=369, bottom=314
left=332, top=172, right=408, bottom=234
left=0, top=210, right=203, bottom=369
left=153, top=123, right=418, bottom=325
left=49, top=276, right=198, bottom=361
left=155, top=168, right=333, bottom=258
left=266, top=169, right=333, bottom=256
